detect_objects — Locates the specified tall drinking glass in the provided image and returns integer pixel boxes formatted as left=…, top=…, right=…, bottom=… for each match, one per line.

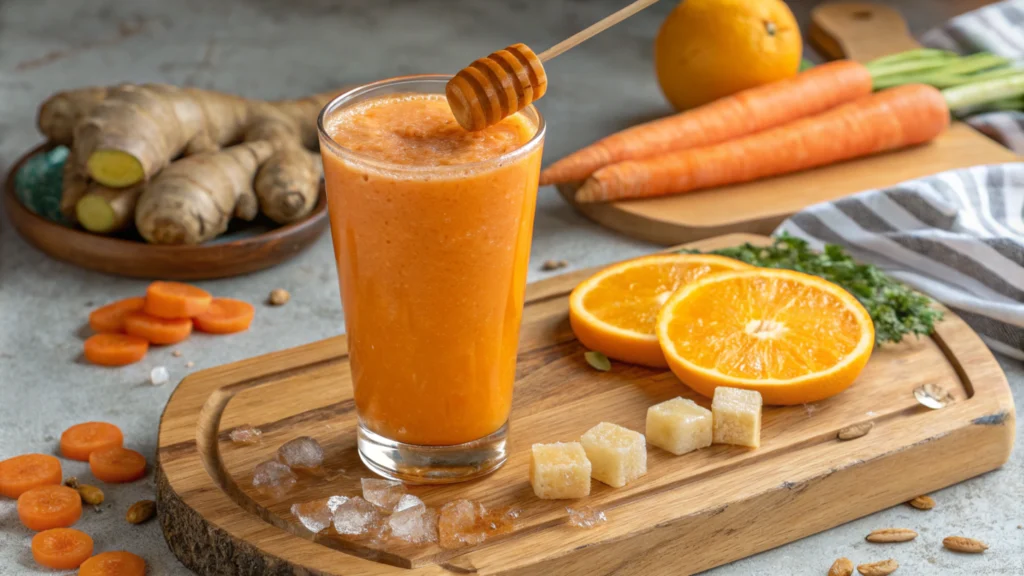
left=317, top=76, right=545, bottom=483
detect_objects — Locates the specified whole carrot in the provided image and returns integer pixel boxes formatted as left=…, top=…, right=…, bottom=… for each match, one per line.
left=575, top=84, right=950, bottom=203
left=540, top=60, right=873, bottom=185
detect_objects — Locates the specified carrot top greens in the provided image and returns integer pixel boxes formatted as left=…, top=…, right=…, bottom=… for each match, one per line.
left=683, top=233, right=943, bottom=346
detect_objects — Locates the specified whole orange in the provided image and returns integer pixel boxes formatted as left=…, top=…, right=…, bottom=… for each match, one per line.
left=654, top=0, right=802, bottom=111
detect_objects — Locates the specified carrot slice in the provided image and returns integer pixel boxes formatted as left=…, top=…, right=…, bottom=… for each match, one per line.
left=83, top=334, right=149, bottom=366
left=0, top=453, right=62, bottom=498
left=143, top=281, right=212, bottom=319
left=17, top=485, right=82, bottom=530
left=88, top=297, right=145, bottom=333
left=89, top=447, right=146, bottom=483
left=60, top=422, right=124, bottom=461
left=124, top=312, right=192, bottom=345
left=31, top=528, right=94, bottom=569
left=78, top=551, right=146, bottom=576
left=192, top=298, right=255, bottom=334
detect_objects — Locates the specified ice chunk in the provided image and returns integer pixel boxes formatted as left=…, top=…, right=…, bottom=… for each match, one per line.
left=438, top=499, right=518, bottom=549
left=150, top=366, right=169, bottom=386
left=332, top=496, right=381, bottom=536
left=290, top=498, right=337, bottom=533
left=327, top=495, right=349, bottom=513
left=229, top=425, right=262, bottom=445
left=252, top=460, right=296, bottom=497
left=566, top=506, right=606, bottom=529
left=388, top=495, right=438, bottom=543
left=361, top=477, right=406, bottom=511
left=277, top=436, right=324, bottom=470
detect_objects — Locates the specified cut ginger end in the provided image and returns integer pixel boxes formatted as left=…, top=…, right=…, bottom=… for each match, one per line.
left=86, top=149, right=145, bottom=188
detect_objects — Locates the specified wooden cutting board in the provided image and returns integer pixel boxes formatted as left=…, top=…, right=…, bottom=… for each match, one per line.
left=556, top=3, right=1021, bottom=245
left=156, top=233, right=1015, bottom=576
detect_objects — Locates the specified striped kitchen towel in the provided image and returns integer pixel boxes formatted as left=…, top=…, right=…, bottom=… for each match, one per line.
left=921, top=0, right=1024, bottom=151
left=777, top=164, right=1023, bottom=359
left=779, top=1, right=1024, bottom=359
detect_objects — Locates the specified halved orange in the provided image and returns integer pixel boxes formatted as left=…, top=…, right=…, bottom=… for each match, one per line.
left=569, top=254, right=751, bottom=367
left=656, top=268, right=874, bottom=405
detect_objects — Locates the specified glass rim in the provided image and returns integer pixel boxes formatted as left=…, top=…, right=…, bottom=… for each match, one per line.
left=316, top=74, right=546, bottom=174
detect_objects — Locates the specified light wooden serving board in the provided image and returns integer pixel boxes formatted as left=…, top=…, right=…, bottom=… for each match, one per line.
left=556, top=3, right=1020, bottom=245
left=156, top=233, right=1015, bottom=576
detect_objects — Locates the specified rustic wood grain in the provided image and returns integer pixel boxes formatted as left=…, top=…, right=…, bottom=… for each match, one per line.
left=556, top=2, right=1020, bottom=246
left=4, top=143, right=329, bottom=280
left=156, top=233, right=1015, bottom=576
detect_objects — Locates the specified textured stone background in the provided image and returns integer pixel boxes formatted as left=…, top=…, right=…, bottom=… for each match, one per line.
left=0, top=1, right=1019, bottom=574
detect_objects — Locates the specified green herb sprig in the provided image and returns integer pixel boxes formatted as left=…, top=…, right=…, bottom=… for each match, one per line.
left=682, top=233, right=942, bottom=346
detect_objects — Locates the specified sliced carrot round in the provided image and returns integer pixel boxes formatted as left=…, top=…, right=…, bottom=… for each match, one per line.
left=17, top=485, right=82, bottom=531
left=124, top=312, right=192, bottom=345
left=78, top=551, right=146, bottom=576
left=88, top=297, right=146, bottom=333
left=31, top=528, right=94, bottom=569
left=143, top=281, right=212, bottom=319
left=89, top=447, right=147, bottom=483
left=192, top=298, right=255, bottom=334
left=60, top=422, right=124, bottom=461
left=0, top=453, right=62, bottom=499
left=83, top=334, right=149, bottom=366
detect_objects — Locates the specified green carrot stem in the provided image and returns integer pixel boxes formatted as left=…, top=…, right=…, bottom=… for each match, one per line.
left=873, top=64, right=1021, bottom=91
left=868, top=58, right=955, bottom=79
left=943, top=72, right=1024, bottom=110
left=935, top=53, right=1010, bottom=76
left=866, top=48, right=957, bottom=68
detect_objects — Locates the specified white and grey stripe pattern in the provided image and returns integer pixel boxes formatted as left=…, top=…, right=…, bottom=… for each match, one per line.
left=779, top=2, right=1024, bottom=359
left=778, top=163, right=1024, bottom=359
left=921, top=0, right=1024, bottom=150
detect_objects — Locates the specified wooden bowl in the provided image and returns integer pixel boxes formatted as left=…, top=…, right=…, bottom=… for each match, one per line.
left=4, top=144, right=330, bottom=280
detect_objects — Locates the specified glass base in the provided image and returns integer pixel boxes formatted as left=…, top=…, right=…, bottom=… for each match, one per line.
left=357, top=421, right=508, bottom=484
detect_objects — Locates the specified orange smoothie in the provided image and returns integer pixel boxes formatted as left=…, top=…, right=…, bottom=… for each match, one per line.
left=321, top=92, right=543, bottom=446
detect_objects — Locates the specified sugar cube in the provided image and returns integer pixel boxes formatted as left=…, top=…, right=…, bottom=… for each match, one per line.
left=646, top=397, right=713, bottom=455
left=580, top=422, right=646, bottom=488
left=529, top=442, right=591, bottom=499
left=712, top=387, right=762, bottom=448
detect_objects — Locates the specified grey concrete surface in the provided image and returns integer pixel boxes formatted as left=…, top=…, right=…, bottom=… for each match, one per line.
left=0, top=1, right=1020, bottom=574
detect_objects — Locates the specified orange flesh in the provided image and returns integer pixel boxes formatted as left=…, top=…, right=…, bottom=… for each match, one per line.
left=31, top=528, right=94, bottom=569
left=17, top=485, right=82, bottom=531
left=144, top=281, right=212, bottom=319
left=78, top=551, right=146, bottom=576
left=89, top=447, right=147, bottom=483
left=581, top=259, right=745, bottom=335
left=662, top=275, right=863, bottom=379
left=83, top=333, right=149, bottom=366
left=192, top=298, right=255, bottom=334
left=0, top=454, right=62, bottom=498
left=88, top=297, right=145, bottom=333
left=60, top=422, right=124, bottom=461
left=323, top=93, right=542, bottom=445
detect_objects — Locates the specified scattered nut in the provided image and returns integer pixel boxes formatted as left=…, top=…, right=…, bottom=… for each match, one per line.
left=828, top=557, right=854, bottom=576
left=172, top=350, right=182, bottom=357
left=866, top=528, right=917, bottom=543
left=63, top=476, right=80, bottom=489
left=837, top=421, right=874, bottom=441
left=186, top=361, right=195, bottom=368
left=914, top=383, right=953, bottom=409
left=541, top=259, right=567, bottom=271
left=942, top=536, right=988, bottom=554
left=857, top=558, right=898, bottom=576
left=126, top=500, right=156, bottom=524
left=268, top=288, right=290, bottom=306
left=907, top=495, right=935, bottom=510
left=76, top=484, right=104, bottom=506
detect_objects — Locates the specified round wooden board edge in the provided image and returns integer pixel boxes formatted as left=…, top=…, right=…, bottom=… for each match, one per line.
left=155, top=237, right=1016, bottom=575
left=5, top=142, right=330, bottom=280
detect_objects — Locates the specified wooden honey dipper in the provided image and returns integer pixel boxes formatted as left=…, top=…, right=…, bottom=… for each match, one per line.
left=447, top=0, right=660, bottom=131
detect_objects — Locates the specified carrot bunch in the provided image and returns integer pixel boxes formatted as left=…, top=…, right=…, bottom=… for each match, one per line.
left=1, top=421, right=148, bottom=572
left=85, top=281, right=255, bottom=367
left=540, top=50, right=1024, bottom=203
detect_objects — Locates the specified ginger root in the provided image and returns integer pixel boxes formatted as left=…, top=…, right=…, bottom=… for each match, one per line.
left=39, top=84, right=337, bottom=242
left=135, top=141, right=275, bottom=244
